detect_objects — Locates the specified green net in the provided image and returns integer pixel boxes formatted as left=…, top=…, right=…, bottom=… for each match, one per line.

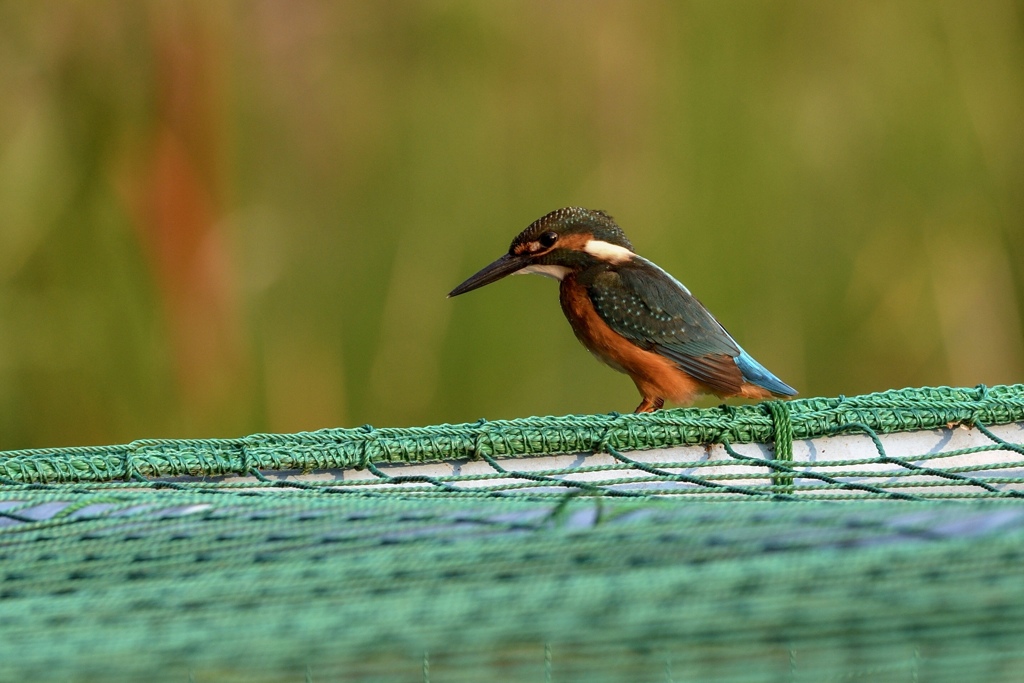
left=2, top=384, right=1023, bottom=681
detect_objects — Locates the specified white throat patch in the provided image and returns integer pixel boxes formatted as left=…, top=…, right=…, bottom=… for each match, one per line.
left=583, top=239, right=635, bottom=264
left=516, top=264, right=571, bottom=281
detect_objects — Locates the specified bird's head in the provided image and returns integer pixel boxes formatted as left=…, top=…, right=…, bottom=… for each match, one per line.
left=448, top=207, right=635, bottom=297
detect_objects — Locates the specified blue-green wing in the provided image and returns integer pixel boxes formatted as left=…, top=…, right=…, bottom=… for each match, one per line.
left=585, top=261, right=746, bottom=395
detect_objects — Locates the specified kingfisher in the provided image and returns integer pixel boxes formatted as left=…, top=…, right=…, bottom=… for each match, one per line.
left=448, top=207, right=797, bottom=413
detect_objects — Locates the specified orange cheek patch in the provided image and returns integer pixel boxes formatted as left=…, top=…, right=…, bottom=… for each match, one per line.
left=556, top=233, right=592, bottom=251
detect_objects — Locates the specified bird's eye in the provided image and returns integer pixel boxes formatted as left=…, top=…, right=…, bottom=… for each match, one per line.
left=539, top=231, right=558, bottom=249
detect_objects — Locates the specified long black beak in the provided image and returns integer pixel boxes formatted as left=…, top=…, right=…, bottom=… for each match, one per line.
left=448, top=253, right=529, bottom=298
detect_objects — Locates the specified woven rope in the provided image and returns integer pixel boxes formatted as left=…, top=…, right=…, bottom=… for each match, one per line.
left=1, top=384, right=1020, bottom=486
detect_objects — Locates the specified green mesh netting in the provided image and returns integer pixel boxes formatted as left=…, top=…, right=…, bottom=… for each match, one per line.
left=2, top=384, right=1024, bottom=682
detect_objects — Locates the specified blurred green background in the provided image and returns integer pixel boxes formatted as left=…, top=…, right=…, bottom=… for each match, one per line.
left=0, top=1, right=1022, bottom=448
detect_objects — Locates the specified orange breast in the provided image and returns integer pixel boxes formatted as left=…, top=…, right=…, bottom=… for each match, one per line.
left=558, top=275, right=704, bottom=404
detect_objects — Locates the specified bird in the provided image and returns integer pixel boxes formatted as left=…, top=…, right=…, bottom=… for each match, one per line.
left=448, top=207, right=797, bottom=413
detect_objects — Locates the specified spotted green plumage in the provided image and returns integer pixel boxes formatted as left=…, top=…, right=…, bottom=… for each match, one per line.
left=580, top=258, right=755, bottom=395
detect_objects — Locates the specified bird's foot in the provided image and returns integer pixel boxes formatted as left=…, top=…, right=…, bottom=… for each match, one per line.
left=634, top=397, right=665, bottom=413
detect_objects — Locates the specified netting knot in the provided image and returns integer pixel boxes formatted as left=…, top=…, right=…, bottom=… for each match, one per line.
left=765, top=401, right=795, bottom=493
left=122, top=443, right=140, bottom=482
left=357, top=424, right=377, bottom=469
left=593, top=413, right=626, bottom=454
left=765, top=402, right=794, bottom=460
left=239, top=439, right=255, bottom=477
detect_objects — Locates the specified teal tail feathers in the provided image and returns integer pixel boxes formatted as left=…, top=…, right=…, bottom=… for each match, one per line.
left=736, top=350, right=797, bottom=397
